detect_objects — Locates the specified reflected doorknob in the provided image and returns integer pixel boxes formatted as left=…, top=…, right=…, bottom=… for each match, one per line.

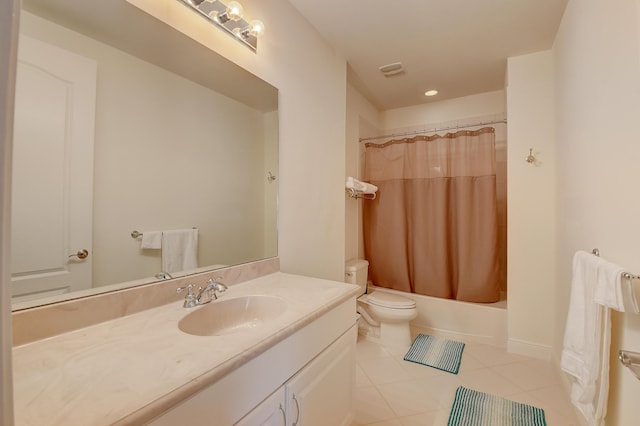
left=69, top=249, right=89, bottom=259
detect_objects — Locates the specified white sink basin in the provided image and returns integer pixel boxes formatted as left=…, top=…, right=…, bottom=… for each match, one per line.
left=178, top=295, right=287, bottom=336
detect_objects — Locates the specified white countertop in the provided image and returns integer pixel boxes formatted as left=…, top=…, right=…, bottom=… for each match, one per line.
left=12, top=272, right=359, bottom=426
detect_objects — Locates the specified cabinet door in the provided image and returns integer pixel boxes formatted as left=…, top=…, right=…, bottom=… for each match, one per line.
left=235, top=387, right=286, bottom=426
left=286, top=326, right=356, bottom=426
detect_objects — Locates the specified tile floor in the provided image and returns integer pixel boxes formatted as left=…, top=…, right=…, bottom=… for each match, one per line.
left=352, top=334, right=583, bottom=426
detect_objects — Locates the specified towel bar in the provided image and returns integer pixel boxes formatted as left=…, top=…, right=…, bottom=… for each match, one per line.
left=345, top=188, right=377, bottom=200
left=619, top=350, right=640, bottom=381
left=591, top=248, right=640, bottom=313
left=131, top=227, right=197, bottom=239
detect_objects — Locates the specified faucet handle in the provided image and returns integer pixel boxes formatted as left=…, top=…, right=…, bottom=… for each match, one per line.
left=176, top=284, right=198, bottom=308
left=207, top=277, right=228, bottom=292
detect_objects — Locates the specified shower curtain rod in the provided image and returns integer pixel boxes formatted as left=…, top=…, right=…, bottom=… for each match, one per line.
left=359, top=119, right=507, bottom=142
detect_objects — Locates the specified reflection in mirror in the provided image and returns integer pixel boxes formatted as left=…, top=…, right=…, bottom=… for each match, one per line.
left=11, top=0, right=278, bottom=310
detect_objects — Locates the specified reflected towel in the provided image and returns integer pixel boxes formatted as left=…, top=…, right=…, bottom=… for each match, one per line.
left=140, top=231, right=162, bottom=249
left=161, top=229, right=198, bottom=274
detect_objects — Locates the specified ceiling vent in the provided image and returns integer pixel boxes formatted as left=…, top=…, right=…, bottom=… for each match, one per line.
left=378, top=62, right=405, bottom=77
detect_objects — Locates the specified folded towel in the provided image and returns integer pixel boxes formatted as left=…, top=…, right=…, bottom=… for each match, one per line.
left=346, top=176, right=378, bottom=194
left=560, top=251, right=611, bottom=426
left=593, top=257, right=625, bottom=312
left=161, top=229, right=198, bottom=274
left=140, top=231, right=162, bottom=249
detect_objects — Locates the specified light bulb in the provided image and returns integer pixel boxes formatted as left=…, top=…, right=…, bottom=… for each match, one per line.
left=226, top=1, right=244, bottom=21
left=249, top=19, right=265, bottom=38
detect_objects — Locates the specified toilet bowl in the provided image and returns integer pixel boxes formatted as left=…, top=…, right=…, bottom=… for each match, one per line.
left=357, top=291, right=417, bottom=348
left=345, top=259, right=417, bottom=348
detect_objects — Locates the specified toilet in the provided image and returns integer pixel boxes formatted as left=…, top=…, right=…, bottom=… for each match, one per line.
left=345, top=259, right=417, bottom=348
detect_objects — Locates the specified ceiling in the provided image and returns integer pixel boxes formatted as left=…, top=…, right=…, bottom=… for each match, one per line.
left=287, top=0, right=568, bottom=110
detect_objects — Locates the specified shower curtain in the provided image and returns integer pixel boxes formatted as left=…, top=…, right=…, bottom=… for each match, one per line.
left=363, top=127, right=499, bottom=303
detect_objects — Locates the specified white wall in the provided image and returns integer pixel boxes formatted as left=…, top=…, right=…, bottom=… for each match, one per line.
left=506, top=51, right=557, bottom=359
left=382, top=90, right=506, bottom=131
left=345, top=84, right=381, bottom=261
left=553, top=0, right=640, bottom=423
left=127, top=0, right=347, bottom=282
left=20, top=12, right=272, bottom=286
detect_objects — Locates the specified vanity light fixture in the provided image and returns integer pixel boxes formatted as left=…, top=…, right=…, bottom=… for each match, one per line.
left=178, top=0, right=264, bottom=52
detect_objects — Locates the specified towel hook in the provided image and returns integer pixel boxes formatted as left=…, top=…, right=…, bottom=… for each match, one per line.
left=592, top=248, right=600, bottom=257
left=525, top=148, right=536, bottom=164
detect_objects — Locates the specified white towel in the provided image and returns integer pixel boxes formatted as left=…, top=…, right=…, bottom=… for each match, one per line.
left=346, top=176, right=378, bottom=194
left=140, top=231, right=162, bottom=249
left=161, top=229, right=198, bottom=274
left=593, top=257, right=625, bottom=312
left=560, top=251, right=612, bottom=426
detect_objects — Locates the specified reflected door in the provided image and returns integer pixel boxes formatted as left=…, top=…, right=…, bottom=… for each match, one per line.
left=11, top=35, right=96, bottom=303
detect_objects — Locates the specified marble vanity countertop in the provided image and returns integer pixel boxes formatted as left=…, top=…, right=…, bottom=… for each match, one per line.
left=12, top=272, right=360, bottom=426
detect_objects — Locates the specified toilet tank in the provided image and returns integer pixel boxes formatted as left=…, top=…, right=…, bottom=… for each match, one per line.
left=345, top=259, right=369, bottom=294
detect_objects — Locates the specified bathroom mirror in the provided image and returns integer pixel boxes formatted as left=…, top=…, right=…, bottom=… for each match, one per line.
left=11, top=0, right=278, bottom=310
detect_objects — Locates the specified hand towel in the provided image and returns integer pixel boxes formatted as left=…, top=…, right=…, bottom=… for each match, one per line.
left=560, top=251, right=611, bottom=426
left=593, top=257, right=625, bottom=312
left=346, top=176, right=378, bottom=194
left=161, top=229, right=198, bottom=274
left=140, top=231, right=162, bottom=249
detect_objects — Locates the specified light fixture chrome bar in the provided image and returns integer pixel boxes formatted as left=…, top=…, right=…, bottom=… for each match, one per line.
left=178, top=0, right=259, bottom=52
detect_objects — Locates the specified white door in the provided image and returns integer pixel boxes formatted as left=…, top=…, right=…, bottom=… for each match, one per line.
left=11, top=35, right=97, bottom=303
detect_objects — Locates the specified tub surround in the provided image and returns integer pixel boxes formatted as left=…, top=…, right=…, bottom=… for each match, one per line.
left=12, top=271, right=359, bottom=425
left=12, top=257, right=280, bottom=346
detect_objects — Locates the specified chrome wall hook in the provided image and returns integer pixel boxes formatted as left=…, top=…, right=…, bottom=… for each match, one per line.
left=525, top=148, right=536, bottom=164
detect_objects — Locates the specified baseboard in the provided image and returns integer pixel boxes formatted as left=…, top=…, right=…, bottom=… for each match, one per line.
left=507, top=338, right=552, bottom=361
left=411, top=324, right=506, bottom=348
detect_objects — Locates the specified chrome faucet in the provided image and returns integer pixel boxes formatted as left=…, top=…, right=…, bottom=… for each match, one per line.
left=176, top=284, right=198, bottom=308
left=155, top=271, right=173, bottom=280
left=196, top=277, right=228, bottom=305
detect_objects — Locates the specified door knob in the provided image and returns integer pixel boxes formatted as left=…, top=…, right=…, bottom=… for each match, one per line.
left=69, top=249, right=89, bottom=259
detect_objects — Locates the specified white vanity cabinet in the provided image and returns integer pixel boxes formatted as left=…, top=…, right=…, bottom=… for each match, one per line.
left=235, top=324, right=356, bottom=426
left=148, top=298, right=356, bottom=426
left=234, top=387, right=286, bottom=426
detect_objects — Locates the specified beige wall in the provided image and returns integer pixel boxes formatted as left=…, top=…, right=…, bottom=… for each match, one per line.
left=553, top=0, right=640, bottom=423
left=506, top=51, right=557, bottom=359
left=382, top=90, right=506, bottom=130
left=345, top=84, right=381, bottom=262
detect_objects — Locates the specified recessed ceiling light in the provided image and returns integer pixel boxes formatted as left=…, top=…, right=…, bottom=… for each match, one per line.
left=425, top=90, right=438, bottom=97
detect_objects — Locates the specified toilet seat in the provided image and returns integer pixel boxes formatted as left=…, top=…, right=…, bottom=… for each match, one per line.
left=366, top=291, right=416, bottom=309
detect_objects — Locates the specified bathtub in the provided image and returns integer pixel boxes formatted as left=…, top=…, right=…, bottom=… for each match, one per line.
left=368, top=285, right=507, bottom=347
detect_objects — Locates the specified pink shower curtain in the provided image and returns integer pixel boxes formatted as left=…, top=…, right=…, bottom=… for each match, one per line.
left=363, top=127, right=499, bottom=303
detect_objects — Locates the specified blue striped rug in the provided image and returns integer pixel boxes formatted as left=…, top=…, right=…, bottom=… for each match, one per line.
left=448, top=387, right=547, bottom=426
left=403, top=334, right=465, bottom=374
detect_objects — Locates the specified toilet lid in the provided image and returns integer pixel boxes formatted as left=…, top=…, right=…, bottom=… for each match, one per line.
left=367, top=291, right=416, bottom=309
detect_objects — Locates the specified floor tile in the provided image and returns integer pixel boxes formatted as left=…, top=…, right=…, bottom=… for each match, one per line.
left=354, top=336, right=581, bottom=426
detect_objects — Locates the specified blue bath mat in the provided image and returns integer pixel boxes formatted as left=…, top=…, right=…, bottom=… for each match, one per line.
left=448, top=386, right=547, bottom=426
left=403, top=334, right=465, bottom=374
